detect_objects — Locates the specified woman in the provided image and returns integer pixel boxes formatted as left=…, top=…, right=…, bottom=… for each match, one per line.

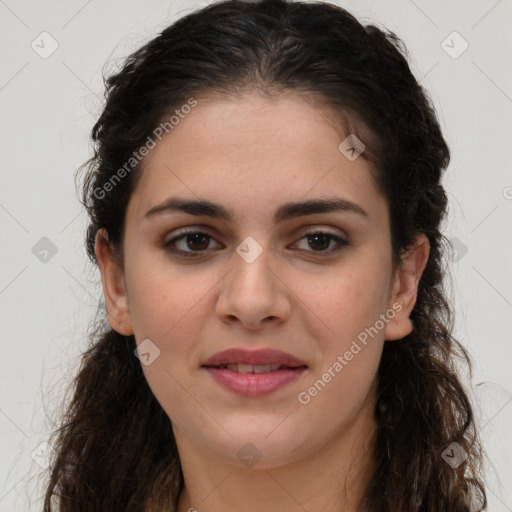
left=43, top=0, right=487, bottom=510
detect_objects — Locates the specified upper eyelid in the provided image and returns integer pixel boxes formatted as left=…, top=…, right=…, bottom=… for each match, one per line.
left=164, top=225, right=348, bottom=242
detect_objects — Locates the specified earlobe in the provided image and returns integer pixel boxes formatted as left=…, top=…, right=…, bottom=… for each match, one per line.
left=384, top=234, right=430, bottom=341
left=95, top=229, right=134, bottom=336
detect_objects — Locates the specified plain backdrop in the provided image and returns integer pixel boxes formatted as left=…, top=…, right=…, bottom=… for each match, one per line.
left=1, top=0, right=511, bottom=510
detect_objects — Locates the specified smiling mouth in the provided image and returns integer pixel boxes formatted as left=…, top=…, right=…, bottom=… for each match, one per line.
left=211, top=363, right=305, bottom=373
left=202, top=348, right=308, bottom=396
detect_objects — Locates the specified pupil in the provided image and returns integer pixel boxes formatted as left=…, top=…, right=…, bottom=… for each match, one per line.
left=308, top=233, right=329, bottom=251
left=187, top=233, right=209, bottom=250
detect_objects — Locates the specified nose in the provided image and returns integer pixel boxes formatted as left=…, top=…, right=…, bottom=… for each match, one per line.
left=215, top=245, right=292, bottom=330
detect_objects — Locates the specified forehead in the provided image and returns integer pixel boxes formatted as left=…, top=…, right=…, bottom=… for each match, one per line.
left=126, top=91, right=386, bottom=226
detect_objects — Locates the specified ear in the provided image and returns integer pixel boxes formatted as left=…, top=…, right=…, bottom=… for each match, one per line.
left=95, top=228, right=134, bottom=336
left=384, top=233, right=430, bottom=341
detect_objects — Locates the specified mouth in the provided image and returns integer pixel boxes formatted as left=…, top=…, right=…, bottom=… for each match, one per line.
left=202, top=347, right=307, bottom=368
left=208, top=363, right=305, bottom=373
left=202, top=348, right=308, bottom=397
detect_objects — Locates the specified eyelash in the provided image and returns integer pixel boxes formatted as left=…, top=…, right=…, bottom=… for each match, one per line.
left=160, top=227, right=349, bottom=258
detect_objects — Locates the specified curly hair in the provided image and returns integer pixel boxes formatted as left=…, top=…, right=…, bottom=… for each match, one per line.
left=43, top=1, right=487, bottom=510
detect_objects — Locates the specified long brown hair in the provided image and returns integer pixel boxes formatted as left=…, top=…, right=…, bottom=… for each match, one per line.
left=44, top=1, right=487, bottom=510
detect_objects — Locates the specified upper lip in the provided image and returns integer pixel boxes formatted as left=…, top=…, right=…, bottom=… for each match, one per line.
left=203, top=348, right=307, bottom=368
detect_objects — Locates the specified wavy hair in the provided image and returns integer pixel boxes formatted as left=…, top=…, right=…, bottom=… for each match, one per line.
left=43, top=1, right=487, bottom=510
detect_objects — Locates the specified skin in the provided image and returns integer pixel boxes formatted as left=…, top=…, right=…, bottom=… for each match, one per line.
left=96, top=91, right=429, bottom=512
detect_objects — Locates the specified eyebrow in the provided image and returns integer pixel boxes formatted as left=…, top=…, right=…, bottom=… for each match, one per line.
left=144, top=197, right=369, bottom=223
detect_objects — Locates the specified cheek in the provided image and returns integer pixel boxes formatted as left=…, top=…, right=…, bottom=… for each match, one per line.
left=124, top=255, right=218, bottom=387
left=125, top=261, right=209, bottom=424
left=125, top=250, right=209, bottom=340
left=307, top=257, right=392, bottom=345
left=301, top=253, right=391, bottom=394
left=296, top=275, right=387, bottom=432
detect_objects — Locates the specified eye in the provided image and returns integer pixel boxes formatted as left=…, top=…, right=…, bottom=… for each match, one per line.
left=161, top=228, right=222, bottom=257
left=160, top=228, right=349, bottom=258
left=291, top=231, right=349, bottom=256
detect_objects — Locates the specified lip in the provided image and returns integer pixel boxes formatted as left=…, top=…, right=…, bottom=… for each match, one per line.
left=203, top=348, right=306, bottom=367
left=202, top=348, right=308, bottom=397
left=204, top=367, right=307, bottom=397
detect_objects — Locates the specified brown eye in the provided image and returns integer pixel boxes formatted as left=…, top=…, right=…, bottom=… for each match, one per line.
left=161, top=230, right=222, bottom=257
left=184, top=233, right=210, bottom=251
left=306, top=233, right=331, bottom=251
left=293, top=231, right=349, bottom=256
left=161, top=229, right=348, bottom=259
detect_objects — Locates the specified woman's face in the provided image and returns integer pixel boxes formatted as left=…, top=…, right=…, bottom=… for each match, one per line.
left=97, top=91, right=426, bottom=469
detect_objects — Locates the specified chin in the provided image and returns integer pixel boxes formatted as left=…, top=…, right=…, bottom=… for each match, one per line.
left=201, top=426, right=317, bottom=470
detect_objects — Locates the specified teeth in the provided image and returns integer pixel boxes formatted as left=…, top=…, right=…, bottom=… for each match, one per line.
left=254, top=364, right=271, bottom=374
left=224, top=363, right=283, bottom=373
left=237, top=364, right=254, bottom=374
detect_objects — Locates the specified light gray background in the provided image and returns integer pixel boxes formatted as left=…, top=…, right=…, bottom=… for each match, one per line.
left=1, top=0, right=511, bottom=510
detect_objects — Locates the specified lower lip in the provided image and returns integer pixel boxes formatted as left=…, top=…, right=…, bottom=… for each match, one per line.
left=203, top=367, right=307, bottom=397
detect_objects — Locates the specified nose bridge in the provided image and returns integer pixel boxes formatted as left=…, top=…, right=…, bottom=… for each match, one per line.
left=217, top=235, right=290, bottom=326
left=231, top=235, right=276, bottom=302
